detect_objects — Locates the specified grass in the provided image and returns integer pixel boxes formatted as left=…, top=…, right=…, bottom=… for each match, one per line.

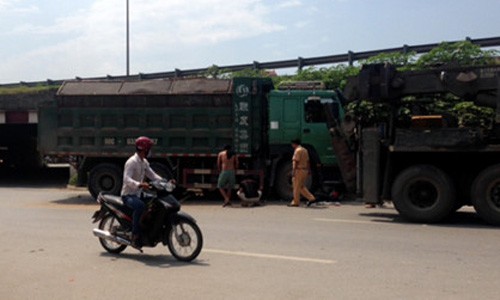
left=0, top=85, right=60, bottom=95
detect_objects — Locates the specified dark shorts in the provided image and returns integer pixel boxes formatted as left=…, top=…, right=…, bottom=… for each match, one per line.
left=218, top=170, right=236, bottom=189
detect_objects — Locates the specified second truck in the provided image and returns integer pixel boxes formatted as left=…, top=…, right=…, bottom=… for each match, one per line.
left=339, top=63, right=500, bottom=225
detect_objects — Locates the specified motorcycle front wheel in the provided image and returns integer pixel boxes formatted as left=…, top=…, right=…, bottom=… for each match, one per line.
left=98, top=214, right=127, bottom=254
left=167, top=216, right=203, bottom=262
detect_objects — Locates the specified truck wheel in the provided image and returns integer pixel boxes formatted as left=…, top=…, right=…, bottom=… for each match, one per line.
left=391, top=165, right=455, bottom=223
left=88, top=163, right=122, bottom=198
left=275, top=161, right=312, bottom=200
left=471, top=164, right=500, bottom=225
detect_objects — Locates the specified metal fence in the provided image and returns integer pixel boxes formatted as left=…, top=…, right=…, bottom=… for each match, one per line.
left=2, top=36, right=500, bottom=88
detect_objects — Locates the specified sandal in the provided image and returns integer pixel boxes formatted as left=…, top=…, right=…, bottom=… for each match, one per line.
left=306, top=200, right=317, bottom=207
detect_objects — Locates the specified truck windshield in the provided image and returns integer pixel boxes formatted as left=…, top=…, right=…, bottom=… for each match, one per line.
left=304, top=98, right=338, bottom=123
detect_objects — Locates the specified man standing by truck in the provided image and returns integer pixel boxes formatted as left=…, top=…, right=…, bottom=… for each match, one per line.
left=217, top=145, right=239, bottom=207
left=289, top=139, right=316, bottom=207
left=121, top=136, right=163, bottom=248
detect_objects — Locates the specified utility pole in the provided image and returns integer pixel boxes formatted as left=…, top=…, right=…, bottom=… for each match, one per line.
left=126, top=0, right=130, bottom=76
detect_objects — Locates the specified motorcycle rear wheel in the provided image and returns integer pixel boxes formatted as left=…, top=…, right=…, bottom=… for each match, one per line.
left=98, top=214, right=127, bottom=254
left=167, top=217, right=203, bottom=262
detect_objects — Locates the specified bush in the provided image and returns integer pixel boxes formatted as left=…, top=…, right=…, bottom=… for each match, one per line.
left=416, top=41, right=498, bottom=68
left=452, top=102, right=495, bottom=128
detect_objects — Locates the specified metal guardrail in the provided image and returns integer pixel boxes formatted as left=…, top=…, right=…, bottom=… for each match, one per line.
left=2, top=36, right=500, bottom=88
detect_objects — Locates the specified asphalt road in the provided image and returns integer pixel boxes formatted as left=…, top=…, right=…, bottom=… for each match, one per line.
left=1, top=177, right=500, bottom=299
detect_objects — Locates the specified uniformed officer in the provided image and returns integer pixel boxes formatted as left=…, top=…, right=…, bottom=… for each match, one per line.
left=288, top=139, right=316, bottom=207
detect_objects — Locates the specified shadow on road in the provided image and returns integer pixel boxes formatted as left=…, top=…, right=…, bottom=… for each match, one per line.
left=52, top=194, right=96, bottom=206
left=359, top=209, right=496, bottom=229
left=100, top=252, right=210, bottom=268
left=0, top=167, right=69, bottom=188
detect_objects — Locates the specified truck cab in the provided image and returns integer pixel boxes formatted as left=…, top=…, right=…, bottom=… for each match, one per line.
left=267, top=83, right=344, bottom=199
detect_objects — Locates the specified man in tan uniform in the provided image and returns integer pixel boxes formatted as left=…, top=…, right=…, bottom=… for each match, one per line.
left=289, top=139, right=316, bottom=207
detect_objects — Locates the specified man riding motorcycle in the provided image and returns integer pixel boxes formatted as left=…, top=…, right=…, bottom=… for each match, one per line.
left=121, top=136, right=163, bottom=249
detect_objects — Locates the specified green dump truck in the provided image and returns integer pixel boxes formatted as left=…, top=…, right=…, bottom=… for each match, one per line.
left=38, top=77, right=343, bottom=198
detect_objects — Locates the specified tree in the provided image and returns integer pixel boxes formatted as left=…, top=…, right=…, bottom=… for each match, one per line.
left=285, top=64, right=359, bottom=90
left=201, top=65, right=228, bottom=79
left=416, top=41, right=498, bottom=68
left=361, top=51, right=417, bottom=71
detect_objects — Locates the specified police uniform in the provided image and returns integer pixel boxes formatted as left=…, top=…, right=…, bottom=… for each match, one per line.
left=291, top=145, right=315, bottom=206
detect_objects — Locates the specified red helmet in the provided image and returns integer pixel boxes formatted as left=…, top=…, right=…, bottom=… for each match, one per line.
left=135, top=136, right=154, bottom=152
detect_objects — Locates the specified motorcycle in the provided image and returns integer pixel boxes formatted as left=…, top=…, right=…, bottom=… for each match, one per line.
left=91, top=179, right=203, bottom=262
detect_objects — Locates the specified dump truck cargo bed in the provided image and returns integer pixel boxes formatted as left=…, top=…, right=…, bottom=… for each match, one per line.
left=38, top=77, right=273, bottom=158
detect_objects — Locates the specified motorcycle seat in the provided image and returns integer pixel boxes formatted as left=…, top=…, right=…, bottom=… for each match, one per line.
left=101, top=194, right=124, bottom=206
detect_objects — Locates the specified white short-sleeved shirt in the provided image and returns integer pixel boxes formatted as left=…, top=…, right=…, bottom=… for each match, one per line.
left=121, top=153, right=162, bottom=196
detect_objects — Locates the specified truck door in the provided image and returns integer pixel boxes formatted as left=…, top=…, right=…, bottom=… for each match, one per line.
left=268, top=94, right=302, bottom=144
left=301, top=96, right=340, bottom=165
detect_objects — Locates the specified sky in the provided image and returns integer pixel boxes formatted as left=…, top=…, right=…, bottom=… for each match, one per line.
left=0, top=0, right=499, bottom=84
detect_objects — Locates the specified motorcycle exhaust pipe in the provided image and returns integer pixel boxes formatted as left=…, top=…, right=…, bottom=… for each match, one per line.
left=93, top=228, right=131, bottom=246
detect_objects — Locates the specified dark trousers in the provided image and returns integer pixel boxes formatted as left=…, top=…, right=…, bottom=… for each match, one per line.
left=122, top=194, right=145, bottom=235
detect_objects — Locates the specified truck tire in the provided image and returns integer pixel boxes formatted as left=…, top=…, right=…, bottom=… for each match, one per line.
left=391, top=165, right=455, bottom=223
left=275, top=161, right=312, bottom=201
left=88, top=163, right=122, bottom=198
left=470, top=164, right=500, bottom=226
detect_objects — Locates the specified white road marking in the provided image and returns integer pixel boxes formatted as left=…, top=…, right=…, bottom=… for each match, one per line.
left=204, top=248, right=335, bottom=264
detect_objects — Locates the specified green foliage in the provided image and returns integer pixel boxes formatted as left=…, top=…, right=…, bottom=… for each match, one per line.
left=349, top=96, right=496, bottom=129
left=0, top=84, right=59, bottom=95
left=412, top=42, right=498, bottom=128
left=452, top=101, right=495, bottom=128
left=229, top=68, right=272, bottom=78
left=345, top=100, right=391, bottom=127
left=362, top=51, right=417, bottom=71
left=416, top=41, right=498, bottom=67
left=411, top=94, right=462, bottom=115
left=290, top=65, right=360, bottom=90
left=202, top=65, right=229, bottom=79
left=221, top=64, right=360, bottom=90
left=358, top=41, right=498, bottom=71
left=202, top=65, right=272, bottom=79
left=271, top=74, right=294, bottom=87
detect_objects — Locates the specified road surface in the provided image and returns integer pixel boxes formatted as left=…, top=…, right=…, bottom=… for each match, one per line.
left=0, top=183, right=499, bottom=299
